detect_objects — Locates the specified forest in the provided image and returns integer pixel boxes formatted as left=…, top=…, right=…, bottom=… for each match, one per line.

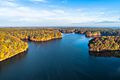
left=0, top=33, right=28, bottom=61
left=58, top=27, right=120, bottom=52
left=1, top=27, right=120, bottom=61
left=89, top=36, right=120, bottom=52
left=0, top=28, right=62, bottom=61
left=58, top=27, right=120, bottom=37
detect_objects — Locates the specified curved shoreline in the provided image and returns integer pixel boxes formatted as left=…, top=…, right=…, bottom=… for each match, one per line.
left=0, top=36, right=62, bottom=62
left=2, top=27, right=120, bottom=61
left=89, top=50, right=120, bottom=57
left=0, top=30, right=62, bottom=62
left=0, top=42, right=28, bottom=62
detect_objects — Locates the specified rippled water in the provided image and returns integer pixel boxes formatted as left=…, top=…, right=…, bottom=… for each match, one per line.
left=0, top=33, right=120, bottom=80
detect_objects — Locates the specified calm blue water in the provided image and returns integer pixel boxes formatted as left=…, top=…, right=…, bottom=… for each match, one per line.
left=0, top=33, right=120, bottom=80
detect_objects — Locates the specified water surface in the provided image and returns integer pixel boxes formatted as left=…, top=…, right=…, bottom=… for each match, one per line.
left=0, top=33, right=120, bottom=80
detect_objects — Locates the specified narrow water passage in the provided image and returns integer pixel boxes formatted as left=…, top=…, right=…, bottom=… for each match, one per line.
left=0, top=34, right=120, bottom=80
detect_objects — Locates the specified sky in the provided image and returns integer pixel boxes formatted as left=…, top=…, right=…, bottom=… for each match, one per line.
left=0, top=0, right=120, bottom=27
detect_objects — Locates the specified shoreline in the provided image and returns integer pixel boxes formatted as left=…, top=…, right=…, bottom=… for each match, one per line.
left=89, top=50, right=120, bottom=57
left=0, top=29, right=62, bottom=62
left=0, top=43, right=28, bottom=62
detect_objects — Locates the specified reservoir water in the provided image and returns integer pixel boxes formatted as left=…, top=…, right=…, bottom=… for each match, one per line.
left=0, top=33, right=120, bottom=80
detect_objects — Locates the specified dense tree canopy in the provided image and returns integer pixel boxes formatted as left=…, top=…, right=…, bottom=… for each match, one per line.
left=0, top=33, right=28, bottom=61
left=89, top=36, right=120, bottom=52
left=0, top=28, right=62, bottom=61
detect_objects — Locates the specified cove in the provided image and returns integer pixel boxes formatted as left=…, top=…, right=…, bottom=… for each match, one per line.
left=0, top=33, right=120, bottom=80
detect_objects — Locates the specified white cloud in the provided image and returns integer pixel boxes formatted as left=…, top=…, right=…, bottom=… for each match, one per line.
left=0, top=0, right=120, bottom=26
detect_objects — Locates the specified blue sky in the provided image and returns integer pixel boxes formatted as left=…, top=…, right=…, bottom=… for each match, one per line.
left=0, top=0, right=120, bottom=27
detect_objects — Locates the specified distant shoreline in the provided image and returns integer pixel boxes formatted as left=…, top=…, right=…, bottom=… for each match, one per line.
left=0, top=26, right=120, bottom=29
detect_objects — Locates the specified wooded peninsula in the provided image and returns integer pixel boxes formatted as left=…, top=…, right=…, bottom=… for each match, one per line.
left=0, top=28, right=62, bottom=61
left=1, top=27, right=120, bottom=61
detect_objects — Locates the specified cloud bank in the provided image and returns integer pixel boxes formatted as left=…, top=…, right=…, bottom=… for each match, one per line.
left=0, top=0, right=120, bottom=27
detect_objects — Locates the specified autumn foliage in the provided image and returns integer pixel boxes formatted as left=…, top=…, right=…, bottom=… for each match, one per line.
left=89, top=36, right=120, bottom=52
left=0, top=33, right=28, bottom=61
left=0, top=28, right=62, bottom=61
